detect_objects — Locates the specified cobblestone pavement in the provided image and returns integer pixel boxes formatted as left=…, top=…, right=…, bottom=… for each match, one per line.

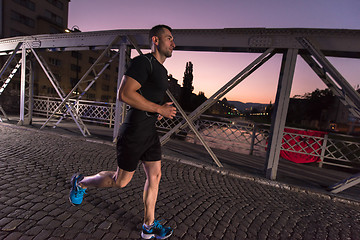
left=1, top=123, right=360, bottom=240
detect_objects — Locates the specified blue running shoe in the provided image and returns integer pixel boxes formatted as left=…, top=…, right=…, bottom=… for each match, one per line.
left=69, top=174, right=86, bottom=205
left=141, top=220, right=173, bottom=239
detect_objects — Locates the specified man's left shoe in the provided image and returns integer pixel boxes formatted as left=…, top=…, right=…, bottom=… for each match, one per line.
left=141, top=220, right=173, bottom=239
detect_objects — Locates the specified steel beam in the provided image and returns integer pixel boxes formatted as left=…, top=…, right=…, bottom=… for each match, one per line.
left=160, top=48, right=276, bottom=145
left=40, top=35, right=122, bottom=132
left=301, top=53, right=360, bottom=119
left=0, top=105, right=9, bottom=121
left=265, top=48, right=298, bottom=180
left=297, top=37, right=360, bottom=113
left=0, top=42, right=22, bottom=78
left=113, top=44, right=127, bottom=141
left=0, top=28, right=359, bottom=58
left=328, top=172, right=360, bottom=193
left=0, top=58, right=22, bottom=96
left=166, top=89, right=223, bottom=167
left=18, top=44, right=26, bottom=125
left=23, top=59, right=34, bottom=125
left=30, top=46, right=90, bottom=136
left=298, top=37, right=360, bottom=193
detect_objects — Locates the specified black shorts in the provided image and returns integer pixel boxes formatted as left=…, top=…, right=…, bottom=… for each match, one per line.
left=116, top=122, right=161, bottom=172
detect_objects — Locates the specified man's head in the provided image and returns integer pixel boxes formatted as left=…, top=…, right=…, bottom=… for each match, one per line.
left=149, top=25, right=175, bottom=60
left=149, top=25, right=172, bottom=44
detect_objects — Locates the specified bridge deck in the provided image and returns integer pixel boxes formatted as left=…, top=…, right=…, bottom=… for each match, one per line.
left=6, top=115, right=360, bottom=203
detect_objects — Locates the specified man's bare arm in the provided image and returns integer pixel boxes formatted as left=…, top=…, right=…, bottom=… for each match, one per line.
left=118, top=76, right=176, bottom=119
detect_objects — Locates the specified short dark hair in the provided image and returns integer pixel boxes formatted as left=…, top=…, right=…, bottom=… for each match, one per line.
left=149, top=25, right=172, bottom=44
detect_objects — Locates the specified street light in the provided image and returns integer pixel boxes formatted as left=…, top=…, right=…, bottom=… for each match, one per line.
left=65, top=25, right=81, bottom=33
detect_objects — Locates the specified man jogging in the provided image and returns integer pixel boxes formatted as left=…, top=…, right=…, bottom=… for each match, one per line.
left=69, top=24, right=176, bottom=239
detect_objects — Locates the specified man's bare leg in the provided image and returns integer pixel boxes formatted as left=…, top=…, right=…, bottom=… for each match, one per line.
left=79, top=167, right=135, bottom=188
left=142, top=161, right=162, bottom=225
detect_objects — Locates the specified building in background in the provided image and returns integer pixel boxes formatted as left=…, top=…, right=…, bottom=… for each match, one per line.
left=0, top=0, right=69, bottom=37
left=0, top=0, right=119, bottom=113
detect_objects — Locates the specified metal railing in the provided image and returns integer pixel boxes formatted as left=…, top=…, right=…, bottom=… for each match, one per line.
left=33, top=96, right=360, bottom=170
left=33, top=95, right=118, bottom=127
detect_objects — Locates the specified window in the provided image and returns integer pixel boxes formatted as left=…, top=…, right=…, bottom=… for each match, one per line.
left=89, top=57, right=95, bottom=64
left=71, top=51, right=82, bottom=60
left=11, top=11, right=35, bottom=28
left=104, top=74, right=110, bottom=81
left=49, top=57, right=61, bottom=66
left=10, top=28, right=27, bottom=37
left=53, top=73, right=61, bottom=82
left=102, top=84, right=109, bottom=91
left=49, top=26, right=62, bottom=34
left=44, top=10, right=63, bottom=26
left=70, top=78, right=78, bottom=88
left=46, top=0, right=64, bottom=10
left=101, top=95, right=110, bottom=102
left=13, top=0, right=35, bottom=11
left=70, top=64, right=81, bottom=72
left=47, top=87, right=57, bottom=94
left=86, top=93, right=95, bottom=100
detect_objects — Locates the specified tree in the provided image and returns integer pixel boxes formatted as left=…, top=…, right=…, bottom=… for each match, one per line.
left=180, top=62, right=194, bottom=111
left=286, top=88, right=336, bottom=128
left=182, top=62, right=194, bottom=91
left=305, top=88, right=335, bottom=120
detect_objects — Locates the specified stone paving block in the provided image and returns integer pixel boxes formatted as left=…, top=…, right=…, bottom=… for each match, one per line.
left=24, top=225, right=43, bottom=236
left=32, top=229, right=52, bottom=240
left=37, top=216, right=54, bottom=226
left=16, top=219, right=37, bottom=232
left=71, top=219, right=88, bottom=230
left=55, top=212, right=71, bottom=221
left=45, top=219, right=62, bottom=230
left=2, top=219, right=24, bottom=232
left=102, top=232, right=118, bottom=240
left=98, top=221, right=112, bottom=230
left=3, top=232, right=22, bottom=240
left=62, top=229, right=79, bottom=239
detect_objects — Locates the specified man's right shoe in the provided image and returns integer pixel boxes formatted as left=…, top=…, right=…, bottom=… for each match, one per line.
left=141, top=220, right=173, bottom=239
left=69, top=174, right=86, bottom=205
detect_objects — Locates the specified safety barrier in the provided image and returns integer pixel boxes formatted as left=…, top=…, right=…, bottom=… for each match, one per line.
left=33, top=96, right=360, bottom=170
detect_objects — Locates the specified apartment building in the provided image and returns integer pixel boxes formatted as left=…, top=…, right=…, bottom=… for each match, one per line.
left=0, top=0, right=69, bottom=37
left=0, top=0, right=119, bottom=108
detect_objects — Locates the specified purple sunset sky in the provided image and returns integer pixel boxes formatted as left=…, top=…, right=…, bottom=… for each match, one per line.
left=69, top=0, right=360, bottom=103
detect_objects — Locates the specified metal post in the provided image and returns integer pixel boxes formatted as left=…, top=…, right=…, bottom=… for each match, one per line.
left=18, top=44, right=26, bottom=125
left=109, top=103, right=114, bottom=128
left=113, top=43, right=126, bottom=141
left=46, top=97, right=50, bottom=118
left=249, top=123, right=257, bottom=155
left=24, top=59, right=34, bottom=125
left=265, top=48, right=298, bottom=180
left=319, top=134, right=328, bottom=168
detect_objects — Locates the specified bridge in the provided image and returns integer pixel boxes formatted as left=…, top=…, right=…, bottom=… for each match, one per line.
left=0, top=27, right=360, bottom=193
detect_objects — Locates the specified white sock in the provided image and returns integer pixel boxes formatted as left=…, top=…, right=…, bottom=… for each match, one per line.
left=143, top=223, right=153, bottom=230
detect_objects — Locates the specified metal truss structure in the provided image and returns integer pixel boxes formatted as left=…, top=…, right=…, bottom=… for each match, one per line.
left=0, top=28, right=359, bottom=192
